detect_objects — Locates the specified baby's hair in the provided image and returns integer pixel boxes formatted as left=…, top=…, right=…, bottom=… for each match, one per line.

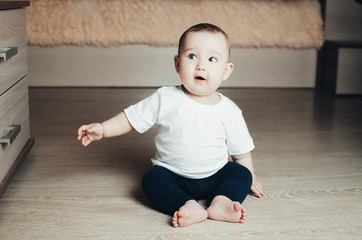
left=177, top=23, right=231, bottom=57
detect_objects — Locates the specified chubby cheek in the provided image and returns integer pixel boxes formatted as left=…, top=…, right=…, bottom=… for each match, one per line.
left=178, top=70, right=190, bottom=86
left=178, top=63, right=194, bottom=79
left=210, top=68, right=225, bottom=82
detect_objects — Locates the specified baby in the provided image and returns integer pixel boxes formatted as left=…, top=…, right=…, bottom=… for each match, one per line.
left=77, top=23, right=265, bottom=227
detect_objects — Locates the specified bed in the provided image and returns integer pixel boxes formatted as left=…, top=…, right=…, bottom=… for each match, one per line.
left=26, top=0, right=324, bottom=87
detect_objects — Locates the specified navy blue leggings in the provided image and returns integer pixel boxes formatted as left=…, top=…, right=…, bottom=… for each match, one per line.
left=142, top=162, right=252, bottom=215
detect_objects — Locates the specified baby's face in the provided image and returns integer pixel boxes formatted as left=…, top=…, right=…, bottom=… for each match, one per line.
left=175, top=31, right=233, bottom=98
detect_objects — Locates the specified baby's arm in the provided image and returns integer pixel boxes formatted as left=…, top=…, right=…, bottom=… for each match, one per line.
left=232, top=152, right=266, bottom=198
left=77, top=111, right=133, bottom=146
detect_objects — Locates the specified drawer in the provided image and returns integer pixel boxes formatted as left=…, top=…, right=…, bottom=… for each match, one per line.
left=0, top=76, right=30, bottom=182
left=0, top=8, right=27, bottom=95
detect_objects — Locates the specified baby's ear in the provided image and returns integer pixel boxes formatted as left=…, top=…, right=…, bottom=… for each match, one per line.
left=223, top=63, right=234, bottom=81
left=174, top=55, right=180, bottom=73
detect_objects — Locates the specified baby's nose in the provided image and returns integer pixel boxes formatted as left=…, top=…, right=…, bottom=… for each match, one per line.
left=196, top=63, right=206, bottom=71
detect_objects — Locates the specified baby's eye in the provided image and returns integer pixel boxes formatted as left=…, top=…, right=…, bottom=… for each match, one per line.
left=209, top=57, right=217, bottom=62
left=188, top=54, right=197, bottom=60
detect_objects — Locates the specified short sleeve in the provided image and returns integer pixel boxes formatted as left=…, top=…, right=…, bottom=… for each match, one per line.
left=225, top=104, right=255, bottom=155
left=124, top=89, right=161, bottom=133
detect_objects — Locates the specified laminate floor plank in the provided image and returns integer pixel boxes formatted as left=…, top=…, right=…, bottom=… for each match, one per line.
left=0, top=88, right=361, bottom=240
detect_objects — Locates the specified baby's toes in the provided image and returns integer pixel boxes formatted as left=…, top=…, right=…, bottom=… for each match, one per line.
left=240, top=206, right=247, bottom=222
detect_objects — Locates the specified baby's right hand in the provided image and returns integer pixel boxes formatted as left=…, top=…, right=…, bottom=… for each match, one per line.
left=77, top=123, right=104, bottom=146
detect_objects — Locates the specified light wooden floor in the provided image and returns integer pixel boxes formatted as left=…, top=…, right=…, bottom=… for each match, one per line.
left=0, top=88, right=361, bottom=240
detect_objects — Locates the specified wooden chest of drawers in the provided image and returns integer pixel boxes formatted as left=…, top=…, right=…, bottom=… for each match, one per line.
left=0, top=1, right=33, bottom=196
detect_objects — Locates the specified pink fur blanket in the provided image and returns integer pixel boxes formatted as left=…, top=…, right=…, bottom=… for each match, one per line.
left=26, top=0, right=324, bottom=49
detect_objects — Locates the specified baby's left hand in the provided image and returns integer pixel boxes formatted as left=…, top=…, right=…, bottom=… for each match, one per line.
left=251, top=177, right=266, bottom=198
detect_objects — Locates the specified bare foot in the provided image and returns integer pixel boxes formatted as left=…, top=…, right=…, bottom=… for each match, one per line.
left=207, top=195, right=247, bottom=223
left=172, top=200, right=208, bottom=227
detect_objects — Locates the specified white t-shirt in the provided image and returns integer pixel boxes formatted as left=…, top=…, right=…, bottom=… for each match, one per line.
left=124, top=86, right=254, bottom=179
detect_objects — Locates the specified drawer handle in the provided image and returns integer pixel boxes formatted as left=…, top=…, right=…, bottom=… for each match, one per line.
left=0, top=47, right=18, bottom=62
left=0, top=125, right=21, bottom=146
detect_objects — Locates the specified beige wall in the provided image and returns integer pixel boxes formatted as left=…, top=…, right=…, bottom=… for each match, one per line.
left=28, top=45, right=317, bottom=88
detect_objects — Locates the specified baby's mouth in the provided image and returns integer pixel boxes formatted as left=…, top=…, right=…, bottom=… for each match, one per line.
left=195, top=76, right=206, bottom=81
